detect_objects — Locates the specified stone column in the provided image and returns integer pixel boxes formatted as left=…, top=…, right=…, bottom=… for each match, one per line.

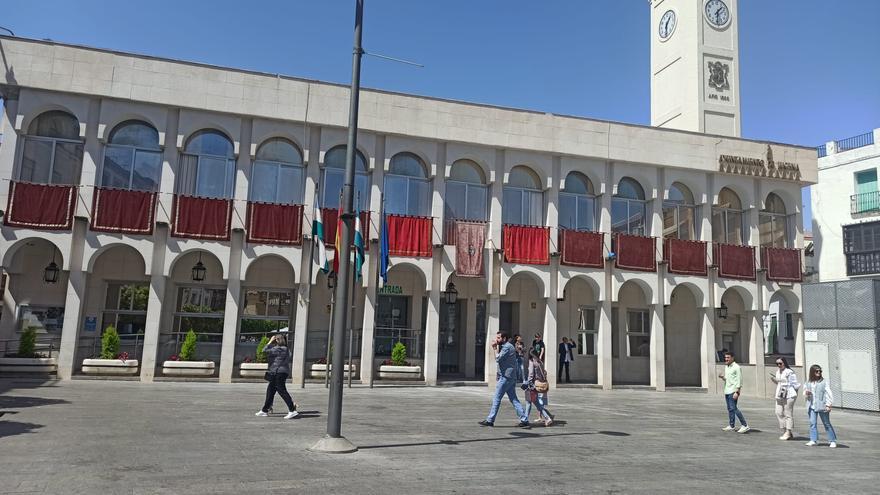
left=464, top=296, right=477, bottom=378
left=290, top=285, right=309, bottom=386
left=699, top=307, right=718, bottom=391
left=485, top=294, right=500, bottom=384
left=0, top=88, right=20, bottom=209
left=359, top=252, right=378, bottom=385
left=56, top=219, right=87, bottom=380
left=424, top=262, right=441, bottom=385
left=793, top=313, right=805, bottom=367
left=218, top=232, right=243, bottom=383
left=140, top=225, right=169, bottom=382
left=749, top=310, right=767, bottom=396
left=543, top=293, right=559, bottom=388
left=598, top=162, right=613, bottom=390
left=650, top=303, right=666, bottom=391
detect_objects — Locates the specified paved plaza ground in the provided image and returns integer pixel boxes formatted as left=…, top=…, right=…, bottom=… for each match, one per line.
left=1, top=379, right=878, bottom=494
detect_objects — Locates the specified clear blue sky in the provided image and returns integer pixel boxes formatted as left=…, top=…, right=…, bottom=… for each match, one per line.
left=4, top=1, right=880, bottom=229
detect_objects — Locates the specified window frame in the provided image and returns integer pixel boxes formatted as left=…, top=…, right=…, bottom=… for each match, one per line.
left=250, top=158, right=305, bottom=205
left=502, top=185, right=544, bottom=226
left=18, top=134, right=84, bottom=185
left=611, top=197, right=648, bottom=235
left=559, top=191, right=597, bottom=232
left=383, top=172, right=432, bottom=217
left=626, top=309, right=651, bottom=358
left=576, top=305, right=598, bottom=357
left=445, top=179, right=489, bottom=222
left=102, top=281, right=149, bottom=337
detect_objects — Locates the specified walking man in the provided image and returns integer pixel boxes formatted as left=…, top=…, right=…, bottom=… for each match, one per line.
left=479, top=332, right=530, bottom=428
left=558, top=337, right=577, bottom=383
left=719, top=351, right=750, bottom=433
left=532, top=333, right=546, bottom=362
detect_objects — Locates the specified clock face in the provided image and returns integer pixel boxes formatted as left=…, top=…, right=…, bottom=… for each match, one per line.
left=705, top=0, right=730, bottom=27
left=658, top=10, right=676, bottom=40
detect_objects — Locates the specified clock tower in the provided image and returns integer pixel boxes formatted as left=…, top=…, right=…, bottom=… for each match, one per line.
left=650, top=0, right=741, bottom=137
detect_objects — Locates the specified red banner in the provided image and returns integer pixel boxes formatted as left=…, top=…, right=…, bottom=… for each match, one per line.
left=246, top=202, right=303, bottom=245
left=664, top=238, right=708, bottom=276
left=388, top=214, right=433, bottom=257
left=455, top=220, right=487, bottom=277
left=321, top=208, right=370, bottom=251
left=714, top=243, right=756, bottom=280
left=90, top=187, right=156, bottom=235
left=503, top=225, right=550, bottom=265
left=4, top=181, right=76, bottom=231
left=171, top=195, right=232, bottom=241
left=762, top=247, right=802, bottom=283
left=560, top=229, right=604, bottom=268
left=615, top=233, right=656, bottom=272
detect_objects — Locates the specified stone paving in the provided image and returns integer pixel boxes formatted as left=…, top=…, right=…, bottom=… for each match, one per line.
left=1, top=378, right=878, bottom=494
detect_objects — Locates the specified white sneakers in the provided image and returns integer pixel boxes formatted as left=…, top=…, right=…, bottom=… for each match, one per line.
left=829, top=442, right=837, bottom=448
left=779, top=431, right=793, bottom=440
left=722, top=425, right=736, bottom=431
left=737, top=425, right=751, bottom=433
left=805, top=441, right=817, bottom=446
left=255, top=411, right=269, bottom=417
left=284, top=411, right=299, bottom=419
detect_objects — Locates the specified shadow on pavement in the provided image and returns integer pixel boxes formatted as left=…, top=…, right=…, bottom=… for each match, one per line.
left=358, top=429, right=629, bottom=450
left=0, top=396, right=70, bottom=409
left=0, top=420, right=44, bottom=438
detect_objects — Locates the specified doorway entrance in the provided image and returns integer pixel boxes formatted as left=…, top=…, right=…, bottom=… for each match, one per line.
left=439, top=300, right=466, bottom=376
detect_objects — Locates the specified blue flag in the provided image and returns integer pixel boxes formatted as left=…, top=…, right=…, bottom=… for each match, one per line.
left=380, top=212, right=389, bottom=284
left=353, top=208, right=365, bottom=281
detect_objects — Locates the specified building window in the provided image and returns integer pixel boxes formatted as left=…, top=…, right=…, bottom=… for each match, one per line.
left=712, top=187, right=745, bottom=245
left=102, top=120, right=162, bottom=191
left=445, top=160, right=488, bottom=222
left=102, top=283, right=149, bottom=336
left=759, top=193, right=790, bottom=248
left=663, top=182, right=697, bottom=240
left=320, top=145, right=370, bottom=210
left=612, top=177, right=647, bottom=235
left=385, top=152, right=431, bottom=217
left=560, top=172, right=596, bottom=232
left=174, top=286, right=226, bottom=342
left=250, top=138, right=304, bottom=205
left=239, top=289, right=292, bottom=341
left=627, top=309, right=650, bottom=357
left=784, top=313, right=794, bottom=340
left=177, top=130, right=236, bottom=199
left=503, top=165, right=544, bottom=226
left=577, top=306, right=597, bottom=356
left=19, top=110, right=84, bottom=185
left=18, top=305, right=65, bottom=333
left=843, top=220, right=880, bottom=276
left=853, top=169, right=879, bottom=214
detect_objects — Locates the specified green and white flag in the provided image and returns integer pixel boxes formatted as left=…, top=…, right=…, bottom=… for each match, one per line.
left=312, top=205, right=330, bottom=273
left=353, top=209, right=365, bottom=280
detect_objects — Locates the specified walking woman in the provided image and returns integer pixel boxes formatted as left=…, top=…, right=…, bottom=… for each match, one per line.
left=770, top=356, right=800, bottom=440
left=523, top=349, right=555, bottom=426
left=803, top=364, right=838, bottom=448
left=255, top=334, right=298, bottom=419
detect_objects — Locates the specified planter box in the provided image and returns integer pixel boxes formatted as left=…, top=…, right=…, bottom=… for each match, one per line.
left=378, top=364, right=421, bottom=380
left=309, top=363, right=357, bottom=379
left=82, top=358, right=139, bottom=375
left=0, top=357, right=57, bottom=373
left=162, top=360, right=215, bottom=377
left=239, top=362, right=268, bottom=378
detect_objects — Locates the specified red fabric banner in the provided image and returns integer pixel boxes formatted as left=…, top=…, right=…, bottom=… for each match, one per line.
left=615, top=233, right=656, bottom=272
left=714, top=243, right=756, bottom=280
left=664, top=238, right=708, bottom=276
left=4, top=181, right=76, bottom=231
left=762, top=247, right=802, bottom=283
left=455, top=220, right=487, bottom=277
left=321, top=208, right=370, bottom=251
left=388, top=214, right=433, bottom=257
left=171, top=195, right=232, bottom=241
left=90, top=187, right=156, bottom=235
left=560, top=229, right=604, bottom=268
left=503, top=225, right=550, bottom=265
left=246, top=202, right=303, bottom=245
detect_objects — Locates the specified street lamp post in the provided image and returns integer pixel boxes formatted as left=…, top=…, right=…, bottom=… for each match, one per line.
left=309, top=0, right=363, bottom=454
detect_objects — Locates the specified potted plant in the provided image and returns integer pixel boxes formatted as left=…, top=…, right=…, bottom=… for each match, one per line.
left=239, top=335, right=270, bottom=378
left=378, top=342, right=421, bottom=380
left=309, top=342, right=357, bottom=379
left=82, top=325, right=139, bottom=375
left=0, top=327, right=58, bottom=373
left=162, top=329, right=215, bottom=376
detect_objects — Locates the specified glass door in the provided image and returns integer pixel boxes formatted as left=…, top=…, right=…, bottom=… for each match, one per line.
left=439, top=300, right=466, bottom=376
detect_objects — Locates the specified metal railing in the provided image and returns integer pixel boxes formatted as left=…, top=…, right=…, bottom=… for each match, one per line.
left=158, top=331, right=224, bottom=363
left=817, top=144, right=827, bottom=158
left=82, top=333, right=144, bottom=360
left=374, top=327, right=424, bottom=358
left=837, top=131, right=874, bottom=152
left=850, top=191, right=880, bottom=215
left=0, top=335, right=61, bottom=358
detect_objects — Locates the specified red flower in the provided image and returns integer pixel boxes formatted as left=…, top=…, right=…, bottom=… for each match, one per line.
left=169, top=354, right=180, bottom=361
left=116, top=351, right=130, bottom=362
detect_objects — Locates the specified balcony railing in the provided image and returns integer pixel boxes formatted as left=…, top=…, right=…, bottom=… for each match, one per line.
left=817, top=144, right=827, bottom=158
left=837, top=131, right=874, bottom=152
left=851, top=191, right=880, bottom=215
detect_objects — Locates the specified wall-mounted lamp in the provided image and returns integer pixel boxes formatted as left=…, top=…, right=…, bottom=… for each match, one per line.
left=191, top=252, right=207, bottom=282
left=444, top=281, right=458, bottom=305
left=327, top=270, right=337, bottom=290
left=43, top=251, right=60, bottom=284
left=716, top=302, right=729, bottom=320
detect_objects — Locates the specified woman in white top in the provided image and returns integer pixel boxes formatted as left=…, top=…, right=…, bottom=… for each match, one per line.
left=803, top=364, right=838, bottom=448
left=769, top=356, right=799, bottom=440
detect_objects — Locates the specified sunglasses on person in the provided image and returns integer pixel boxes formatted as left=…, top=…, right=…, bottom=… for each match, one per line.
left=776, top=361, right=784, bottom=366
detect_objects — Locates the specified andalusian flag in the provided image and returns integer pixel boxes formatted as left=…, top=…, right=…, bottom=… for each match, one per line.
left=312, top=206, right=330, bottom=273
left=353, top=208, right=365, bottom=280
left=332, top=206, right=343, bottom=274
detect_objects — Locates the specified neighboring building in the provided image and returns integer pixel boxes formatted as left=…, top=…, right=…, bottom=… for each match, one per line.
left=812, top=128, right=880, bottom=281
left=0, top=1, right=816, bottom=397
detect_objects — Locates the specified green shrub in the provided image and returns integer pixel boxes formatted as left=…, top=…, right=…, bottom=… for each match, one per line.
left=100, top=325, right=120, bottom=359
left=18, top=327, right=37, bottom=358
left=391, top=342, right=407, bottom=366
left=255, top=335, right=270, bottom=363
left=179, top=329, right=198, bottom=361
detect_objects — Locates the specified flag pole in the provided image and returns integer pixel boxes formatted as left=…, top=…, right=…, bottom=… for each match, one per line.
left=301, top=175, right=320, bottom=388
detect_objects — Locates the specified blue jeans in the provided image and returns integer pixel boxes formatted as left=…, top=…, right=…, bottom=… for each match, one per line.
left=487, top=376, right=527, bottom=423
left=525, top=391, right=551, bottom=421
left=808, top=409, right=837, bottom=443
left=725, top=393, right=747, bottom=427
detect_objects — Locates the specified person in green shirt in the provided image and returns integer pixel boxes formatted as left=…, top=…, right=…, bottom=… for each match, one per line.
left=718, top=351, right=750, bottom=433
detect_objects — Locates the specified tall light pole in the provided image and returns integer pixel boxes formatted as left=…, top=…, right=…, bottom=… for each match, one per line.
left=309, top=0, right=363, bottom=454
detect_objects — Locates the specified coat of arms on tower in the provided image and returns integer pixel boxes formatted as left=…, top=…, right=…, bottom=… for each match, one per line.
left=707, top=61, right=730, bottom=91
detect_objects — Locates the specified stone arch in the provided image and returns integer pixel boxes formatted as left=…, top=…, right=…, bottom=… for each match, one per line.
left=664, top=281, right=706, bottom=307
left=769, top=287, right=800, bottom=314
left=445, top=155, right=492, bottom=183
left=250, top=132, right=307, bottom=159
left=243, top=254, right=296, bottom=288
left=167, top=248, right=227, bottom=280
left=712, top=182, right=752, bottom=209
left=617, top=278, right=653, bottom=305
left=320, top=142, right=373, bottom=170
left=2, top=237, right=66, bottom=272
left=504, top=270, right=545, bottom=298
left=387, top=261, right=429, bottom=292
left=665, top=284, right=702, bottom=386
left=86, top=243, right=148, bottom=277
left=100, top=113, right=164, bottom=144
left=562, top=274, right=601, bottom=301
left=762, top=188, right=799, bottom=214
left=19, top=105, right=86, bottom=139
left=719, top=285, right=754, bottom=312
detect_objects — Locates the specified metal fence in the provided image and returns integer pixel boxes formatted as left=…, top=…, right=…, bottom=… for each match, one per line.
left=837, top=131, right=875, bottom=152
left=0, top=335, right=61, bottom=357
left=374, top=327, right=424, bottom=358
left=817, top=144, right=827, bottom=158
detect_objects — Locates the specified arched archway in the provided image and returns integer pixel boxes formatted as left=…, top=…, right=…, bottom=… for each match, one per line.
left=373, top=264, right=428, bottom=377
left=438, top=274, right=488, bottom=379
left=559, top=276, right=599, bottom=383
left=502, top=272, right=544, bottom=339
left=614, top=280, right=651, bottom=385
left=665, top=284, right=702, bottom=386
left=237, top=255, right=298, bottom=369
left=718, top=288, right=752, bottom=364
left=766, top=289, right=800, bottom=357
